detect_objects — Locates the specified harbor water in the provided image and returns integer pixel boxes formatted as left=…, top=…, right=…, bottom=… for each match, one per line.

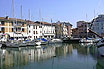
left=0, top=43, right=104, bottom=69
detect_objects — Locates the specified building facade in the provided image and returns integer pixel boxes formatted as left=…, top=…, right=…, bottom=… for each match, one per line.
left=77, top=21, right=91, bottom=38
left=92, top=14, right=104, bottom=37
left=27, top=20, right=41, bottom=40
left=72, top=28, right=78, bottom=38
left=27, top=21, right=55, bottom=40
left=54, top=21, right=72, bottom=38
left=0, top=16, right=28, bottom=39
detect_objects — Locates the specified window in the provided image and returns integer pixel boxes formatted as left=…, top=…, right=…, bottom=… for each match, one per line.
left=39, top=26, right=42, bottom=28
left=33, top=25, right=35, bottom=29
left=12, top=28, right=14, bottom=32
left=1, top=21, right=5, bottom=25
left=1, top=27, right=5, bottom=32
left=22, top=28, right=24, bottom=32
left=36, top=26, right=37, bottom=29
left=29, top=25, right=30, bottom=27
left=34, top=31, right=35, bottom=34
left=40, top=31, right=42, bottom=33
left=34, top=36, right=35, bottom=39
left=11, top=22, right=13, bottom=26
left=16, top=28, right=17, bottom=31
left=29, top=30, right=30, bottom=33
left=22, top=23, right=24, bottom=26
left=36, top=31, right=38, bottom=34
left=36, top=36, right=37, bottom=38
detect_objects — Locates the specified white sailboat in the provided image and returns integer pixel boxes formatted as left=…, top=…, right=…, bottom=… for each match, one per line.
left=6, top=0, right=19, bottom=48
left=36, top=10, right=45, bottom=46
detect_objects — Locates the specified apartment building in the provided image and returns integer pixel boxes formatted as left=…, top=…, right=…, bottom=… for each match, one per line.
left=77, top=21, right=91, bottom=38
left=27, top=21, right=55, bottom=40
left=27, top=20, right=41, bottom=40
left=54, top=21, right=72, bottom=38
left=92, top=14, right=104, bottom=37
left=0, top=16, right=27, bottom=39
left=72, top=28, right=78, bottom=38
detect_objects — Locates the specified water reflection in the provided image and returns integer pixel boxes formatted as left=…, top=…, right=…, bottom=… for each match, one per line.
left=96, top=57, right=104, bottom=69
left=0, top=43, right=103, bottom=69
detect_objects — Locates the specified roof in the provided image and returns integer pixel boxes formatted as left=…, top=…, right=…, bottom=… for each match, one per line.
left=26, top=20, right=40, bottom=26
left=0, top=16, right=26, bottom=23
left=35, top=21, right=55, bottom=26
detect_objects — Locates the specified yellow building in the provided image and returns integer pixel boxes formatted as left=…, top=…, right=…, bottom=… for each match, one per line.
left=0, top=16, right=28, bottom=39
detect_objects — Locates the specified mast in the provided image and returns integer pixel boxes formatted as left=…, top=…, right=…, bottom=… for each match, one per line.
left=12, top=0, right=15, bottom=39
left=51, top=19, right=52, bottom=38
left=12, top=0, right=14, bottom=18
left=86, top=13, right=88, bottom=38
left=29, top=9, right=31, bottom=20
left=39, top=9, right=42, bottom=38
left=21, top=5, right=23, bottom=19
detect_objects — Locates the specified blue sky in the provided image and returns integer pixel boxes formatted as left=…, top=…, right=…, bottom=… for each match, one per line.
left=0, top=0, right=104, bottom=27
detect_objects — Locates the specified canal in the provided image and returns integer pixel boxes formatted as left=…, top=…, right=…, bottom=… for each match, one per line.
left=0, top=43, right=104, bottom=69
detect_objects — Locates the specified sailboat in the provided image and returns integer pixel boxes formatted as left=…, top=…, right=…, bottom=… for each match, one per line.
left=35, top=10, right=47, bottom=46
left=6, top=0, right=19, bottom=48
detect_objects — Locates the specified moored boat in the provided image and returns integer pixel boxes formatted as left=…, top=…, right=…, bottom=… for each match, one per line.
left=26, top=40, right=36, bottom=46
left=6, top=41, right=19, bottom=48
left=96, top=39, right=104, bottom=56
left=79, top=38, right=94, bottom=43
left=35, top=38, right=47, bottom=46
left=19, top=41, right=27, bottom=47
left=48, top=38, right=63, bottom=44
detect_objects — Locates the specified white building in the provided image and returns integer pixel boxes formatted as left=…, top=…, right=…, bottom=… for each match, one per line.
left=27, top=21, right=42, bottom=40
left=92, top=14, right=104, bottom=37
left=27, top=21, right=55, bottom=40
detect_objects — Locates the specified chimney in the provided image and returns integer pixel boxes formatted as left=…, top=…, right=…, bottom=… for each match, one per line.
left=5, top=16, right=9, bottom=19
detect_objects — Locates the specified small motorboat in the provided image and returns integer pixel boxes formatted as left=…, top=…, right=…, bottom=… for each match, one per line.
left=48, top=38, right=63, bottom=44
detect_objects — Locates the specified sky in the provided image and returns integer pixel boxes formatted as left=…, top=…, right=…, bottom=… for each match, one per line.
left=0, top=0, right=104, bottom=27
